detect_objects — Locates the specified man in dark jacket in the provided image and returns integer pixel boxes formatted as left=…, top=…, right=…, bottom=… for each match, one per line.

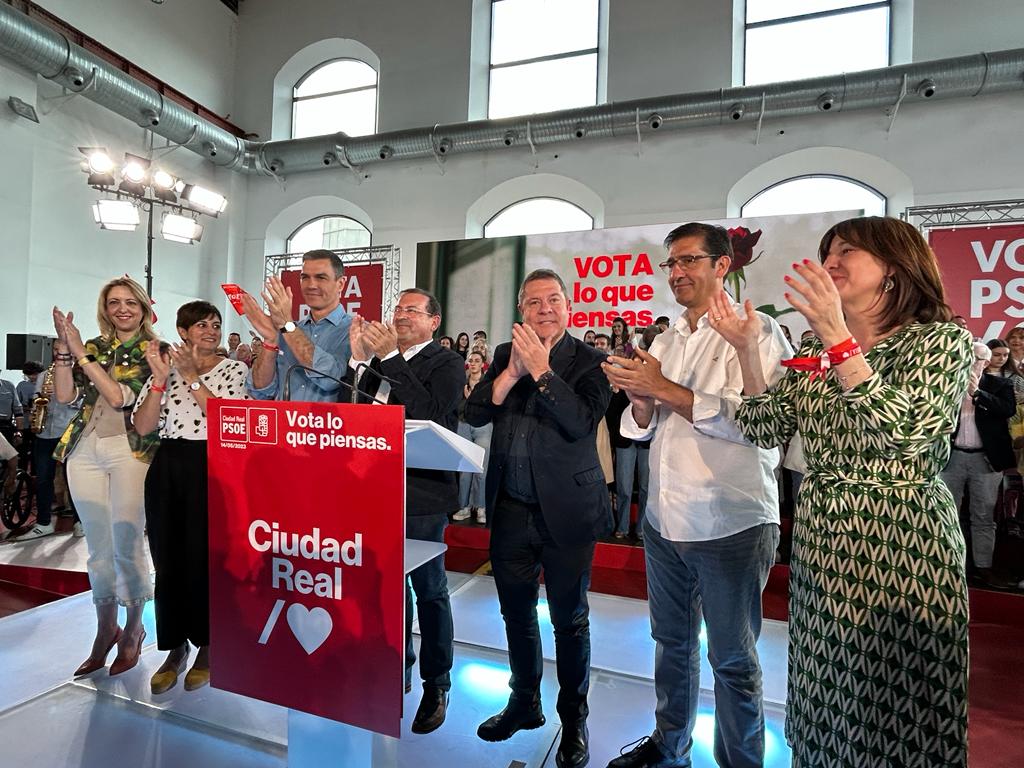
left=941, top=341, right=1016, bottom=587
left=466, top=269, right=611, bottom=768
left=348, top=288, right=464, bottom=734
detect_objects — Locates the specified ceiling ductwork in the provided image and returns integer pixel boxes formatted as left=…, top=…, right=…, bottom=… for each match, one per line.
left=2, top=3, right=1023, bottom=178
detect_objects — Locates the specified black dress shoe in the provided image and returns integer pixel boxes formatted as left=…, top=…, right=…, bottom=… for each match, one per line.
left=556, top=720, right=589, bottom=768
left=410, top=687, right=448, bottom=734
left=477, top=697, right=546, bottom=742
left=606, top=736, right=684, bottom=768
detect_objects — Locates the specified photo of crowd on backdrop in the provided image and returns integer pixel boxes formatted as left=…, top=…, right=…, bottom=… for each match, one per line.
left=3, top=209, right=1024, bottom=766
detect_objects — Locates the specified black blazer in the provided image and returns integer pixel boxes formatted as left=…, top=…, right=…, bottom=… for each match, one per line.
left=348, top=341, right=465, bottom=516
left=956, top=373, right=1016, bottom=472
left=465, top=334, right=612, bottom=548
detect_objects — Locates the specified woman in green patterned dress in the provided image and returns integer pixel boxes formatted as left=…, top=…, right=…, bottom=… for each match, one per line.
left=706, top=216, right=970, bottom=767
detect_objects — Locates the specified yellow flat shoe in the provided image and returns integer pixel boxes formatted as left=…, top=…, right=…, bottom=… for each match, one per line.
left=150, top=647, right=189, bottom=695
left=184, top=665, right=210, bottom=692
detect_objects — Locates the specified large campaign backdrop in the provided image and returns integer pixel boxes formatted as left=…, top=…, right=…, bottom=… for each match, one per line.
left=418, top=211, right=858, bottom=344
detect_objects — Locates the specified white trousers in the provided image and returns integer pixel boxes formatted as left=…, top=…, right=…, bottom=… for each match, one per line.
left=67, top=431, right=153, bottom=606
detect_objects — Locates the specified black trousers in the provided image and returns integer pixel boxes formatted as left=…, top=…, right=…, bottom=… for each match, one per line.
left=145, top=438, right=209, bottom=649
left=405, top=512, right=454, bottom=691
left=489, top=494, right=596, bottom=723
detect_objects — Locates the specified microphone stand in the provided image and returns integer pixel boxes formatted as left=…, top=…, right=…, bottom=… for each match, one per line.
left=281, top=363, right=397, bottom=404
left=351, top=362, right=399, bottom=405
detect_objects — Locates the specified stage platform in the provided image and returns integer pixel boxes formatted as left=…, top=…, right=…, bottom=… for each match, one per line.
left=0, top=567, right=792, bottom=767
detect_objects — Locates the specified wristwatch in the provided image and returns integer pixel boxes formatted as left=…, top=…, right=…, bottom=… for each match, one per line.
left=188, top=381, right=202, bottom=392
left=280, top=321, right=297, bottom=334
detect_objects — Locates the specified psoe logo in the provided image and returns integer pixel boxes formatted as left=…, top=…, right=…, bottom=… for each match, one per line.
left=221, top=408, right=248, bottom=442
left=248, top=408, right=278, bottom=445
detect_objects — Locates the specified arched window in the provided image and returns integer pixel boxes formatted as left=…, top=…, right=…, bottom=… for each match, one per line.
left=741, top=175, right=886, bottom=218
left=744, top=1, right=890, bottom=85
left=292, top=59, right=378, bottom=139
left=484, top=197, right=594, bottom=237
left=287, top=216, right=372, bottom=254
left=488, top=0, right=602, bottom=119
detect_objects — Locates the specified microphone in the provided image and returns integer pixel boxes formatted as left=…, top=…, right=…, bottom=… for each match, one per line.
left=282, top=363, right=360, bottom=402
left=351, top=362, right=400, bottom=405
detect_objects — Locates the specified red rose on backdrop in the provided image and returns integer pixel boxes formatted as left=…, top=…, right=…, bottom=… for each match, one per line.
left=727, top=226, right=762, bottom=273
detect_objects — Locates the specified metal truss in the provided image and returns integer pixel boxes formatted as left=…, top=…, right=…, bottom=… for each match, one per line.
left=903, top=199, right=1024, bottom=230
left=264, top=244, right=401, bottom=318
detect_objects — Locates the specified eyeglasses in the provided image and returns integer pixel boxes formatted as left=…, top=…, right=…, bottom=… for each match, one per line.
left=658, top=255, right=716, bottom=274
left=393, top=305, right=436, bottom=318
left=522, top=295, right=566, bottom=311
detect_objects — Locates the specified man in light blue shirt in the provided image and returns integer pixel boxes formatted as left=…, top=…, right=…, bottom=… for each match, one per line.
left=243, top=249, right=352, bottom=402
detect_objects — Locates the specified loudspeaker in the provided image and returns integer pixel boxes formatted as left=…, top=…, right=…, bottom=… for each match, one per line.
left=6, top=333, right=55, bottom=369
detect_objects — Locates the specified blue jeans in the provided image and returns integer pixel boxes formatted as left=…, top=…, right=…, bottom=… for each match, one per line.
left=643, top=518, right=779, bottom=768
left=614, top=442, right=649, bottom=535
left=405, top=513, right=453, bottom=691
left=457, top=420, right=491, bottom=509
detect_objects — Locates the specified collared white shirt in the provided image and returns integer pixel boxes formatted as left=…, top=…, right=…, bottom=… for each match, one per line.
left=953, top=393, right=983, bottom=449
left=620, top=305, right=792, bottom=542
left=350, top=338, right=433, bottom=404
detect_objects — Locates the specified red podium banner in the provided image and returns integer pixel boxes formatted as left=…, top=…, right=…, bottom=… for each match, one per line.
left=208, top=399, right=406, bottom=737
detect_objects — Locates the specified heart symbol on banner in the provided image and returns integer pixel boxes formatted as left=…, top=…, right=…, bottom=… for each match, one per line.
left=286, top=604, right=333, bottom=655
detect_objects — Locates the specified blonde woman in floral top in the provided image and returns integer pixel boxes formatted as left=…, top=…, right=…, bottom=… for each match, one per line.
left=53, top=276, right=158, bottom=679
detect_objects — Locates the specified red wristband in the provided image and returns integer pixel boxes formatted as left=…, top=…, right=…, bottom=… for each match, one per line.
left=151, top=383, right=167, bottom=393
left=261, top=341, right=280, bottom=351
left=826, top=337, right=861, bottom=366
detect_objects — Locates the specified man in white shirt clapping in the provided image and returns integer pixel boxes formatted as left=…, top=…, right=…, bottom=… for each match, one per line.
left=601, top=222, right=791, bottom=768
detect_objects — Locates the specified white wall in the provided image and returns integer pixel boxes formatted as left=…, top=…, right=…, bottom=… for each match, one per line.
left=35, top=0, right=238, bottom=115
left=3, top=0, right=1024, bottom=381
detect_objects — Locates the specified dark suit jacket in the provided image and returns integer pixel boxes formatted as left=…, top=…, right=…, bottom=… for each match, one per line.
left=465, top=333, right=612, bottom=548
left=957, top=373, right=1016, bottom=472
left=348, top=341, right=465, bottom=516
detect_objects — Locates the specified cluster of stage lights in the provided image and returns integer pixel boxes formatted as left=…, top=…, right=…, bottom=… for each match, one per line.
left=79, top=147, right=228, bottom=245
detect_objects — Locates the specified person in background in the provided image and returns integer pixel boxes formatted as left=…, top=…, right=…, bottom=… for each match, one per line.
left=133, top=300, right=250, bottom=695
left=234, top=343, right=253, bottom=368
left=606, top=384, right=650, bottom=540
left=610, top=318, right=634, bottom=358
left=0, top=372, right=23, bottom=446
left=583, top=330, right=596, bottom=346
left=654, top=316, right=670, bottom=333
left=942, top=341, right=1016, bottom=588
left=9, top=347, right=82, bottom=541
left=951, top=315, right=969, bottom=331
left=439, top=335, right=454, bottom=350
left=1006, top=326, right=1024, bottom=371
left=226, top=332, right=241, bottom=359
left=639, top=325, right=663, bottom=352
left=52, top=276, right=158, bottom=678
left=985, top=338, right=1024, bottom=404
left=454, top=350, right=491, bottom=525
left=17, top=361, right=42, bottom=412
left=454, top=332, right=471, bottom=359
left=593, top=334, right=611, bottom=354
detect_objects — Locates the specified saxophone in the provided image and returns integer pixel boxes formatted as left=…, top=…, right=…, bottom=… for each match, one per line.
left=29, top=363, right=55, bottom=433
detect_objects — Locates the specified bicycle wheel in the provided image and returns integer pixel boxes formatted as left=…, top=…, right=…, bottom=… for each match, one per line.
left=1, top=471, right=33, bottom=531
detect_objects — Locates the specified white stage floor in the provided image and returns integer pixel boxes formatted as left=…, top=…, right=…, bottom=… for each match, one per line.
left=1, top=558, right=792, bottom=767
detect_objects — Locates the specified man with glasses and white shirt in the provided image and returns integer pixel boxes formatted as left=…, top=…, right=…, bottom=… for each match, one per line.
left=602, top=222, right=791, bottom=768
left=347, top=288, right=465, bottom=736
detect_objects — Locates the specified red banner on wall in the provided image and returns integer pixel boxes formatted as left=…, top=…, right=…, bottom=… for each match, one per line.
left=208, top=399, right=406, bottom=736
left=931, top=224, right=1024, bottom=340
left=281, top=263, right=384, bottom=323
